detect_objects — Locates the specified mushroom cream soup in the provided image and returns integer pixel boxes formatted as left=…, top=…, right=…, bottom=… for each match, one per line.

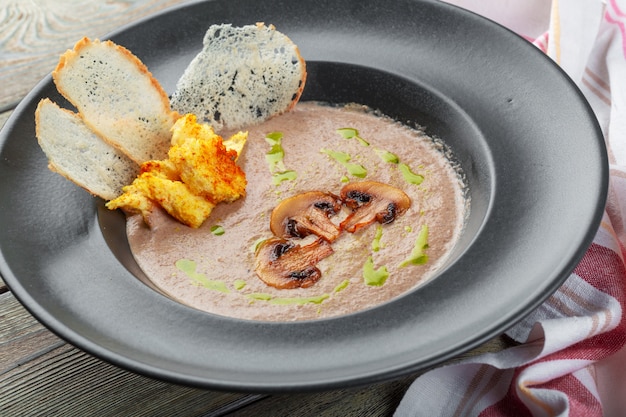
left=126, top=102, right=467, bottom=321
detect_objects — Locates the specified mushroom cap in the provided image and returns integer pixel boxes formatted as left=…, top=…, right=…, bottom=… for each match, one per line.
left=254, top=237, right=334, bottom=289
left=270, top=191, right=342, bottom=242
left=340, top=181, right=411, bottom=233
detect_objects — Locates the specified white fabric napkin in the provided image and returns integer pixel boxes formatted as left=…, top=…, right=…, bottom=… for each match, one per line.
left=395, top=1, right=626, bottom=415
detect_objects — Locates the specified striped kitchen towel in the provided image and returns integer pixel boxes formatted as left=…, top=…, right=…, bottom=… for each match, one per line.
left=395, top=1, right=626, bottom=416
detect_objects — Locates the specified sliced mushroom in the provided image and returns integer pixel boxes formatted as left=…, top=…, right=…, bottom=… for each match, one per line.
left=254, top=237, right=334, bottom=289
left=270, top=191, right=343, bottom=242
left=340, top=181, right=411, bottom=233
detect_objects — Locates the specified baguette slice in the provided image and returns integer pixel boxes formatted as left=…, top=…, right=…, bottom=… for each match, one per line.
left=170, top=23, right=306, bottom=131
left=35, top=98, right=139, bottom=200
left=53, top=37, right=179, bottom=164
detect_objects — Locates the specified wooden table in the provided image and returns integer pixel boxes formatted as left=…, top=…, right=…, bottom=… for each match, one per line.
left=0, top=1, right=513, bottom=415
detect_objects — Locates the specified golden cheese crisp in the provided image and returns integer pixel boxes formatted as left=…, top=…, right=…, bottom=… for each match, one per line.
left=107, top=114, right=247, bottom=228
left=169, top=114, right=247, bottom=203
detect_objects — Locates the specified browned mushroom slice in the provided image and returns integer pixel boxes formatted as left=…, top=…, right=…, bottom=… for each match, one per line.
left=270, top=191, right=342, bottom=242
left=254, top=237, right=334, bottom=289
left=340, top=181, right=411, bottom=233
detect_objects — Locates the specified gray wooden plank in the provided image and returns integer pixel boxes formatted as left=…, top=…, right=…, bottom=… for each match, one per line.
left=0, top=0, right=194, bottom=110
left=0, top=292, right=261, bottom=417
left=1, top=109, right=13, bottom=295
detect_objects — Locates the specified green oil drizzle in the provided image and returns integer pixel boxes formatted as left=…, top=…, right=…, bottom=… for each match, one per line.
left=375, top=148, right=399, bottom=164
left=337, top=127, right=369, bottom=146
left=247, top=292, right=273, bottom=301
left=246, top=292, right=330, bottom=305
left=175, top=259, right=230, bottom=293
left=210, top=225, right=225, bottom=236
left=374, top=147, right=425, bottom=186
left=251, top=238, right=267, bottom=253
left=371, top=225, right=383, bottom=252
left=265, top=131, right=297, bottom=185
left=270, top=294, right=330, bottom=305
left=362, top=256, right=390, bottom=286
left=234, top=280, right=247, bottom=290
left=347, top=165, right=367, bottom=178
left=321, top=149, right=367, bottom=178
left=265, top=132, right=285, bottom=171
left=399, top=163, right=424, bottom=185
left=266, top=145, right=284, bottom=171
left=265, top=131, right=283, bottom=142
left=272, top=170, right=297, bottom=185
left=334, top=279, right=350, bottom=293
left=399, top=225, right=429, bottom=267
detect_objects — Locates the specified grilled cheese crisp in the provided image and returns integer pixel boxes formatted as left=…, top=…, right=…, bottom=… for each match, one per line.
left=107, top=114, right=247, bottom=228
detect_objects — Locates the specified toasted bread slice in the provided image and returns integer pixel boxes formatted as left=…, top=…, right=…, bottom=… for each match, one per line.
left=53, top=37, right=179, bottom=164
left=170, top=23, right=306, bottom=131
left=35, top=98, right=139, bottom=200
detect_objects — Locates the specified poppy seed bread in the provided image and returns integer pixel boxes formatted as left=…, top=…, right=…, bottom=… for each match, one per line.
left=53, top=37, right=179, bottom=164
left=170, top=23, right=306, bottom=131
left=35, top=98, right=139, bottom=200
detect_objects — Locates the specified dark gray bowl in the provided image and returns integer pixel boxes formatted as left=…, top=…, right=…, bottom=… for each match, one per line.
left=0, top=0, right=607, bottom=392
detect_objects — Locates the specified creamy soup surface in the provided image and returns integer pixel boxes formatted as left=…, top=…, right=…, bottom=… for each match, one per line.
left=126, top=102, right=468, bottom=321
